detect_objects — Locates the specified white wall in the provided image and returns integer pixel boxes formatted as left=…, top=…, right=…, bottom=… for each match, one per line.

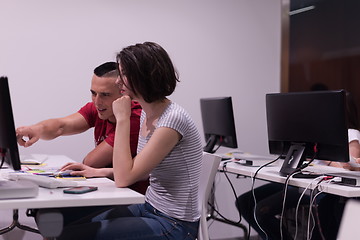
left=0, top=0, right=281, bottom=239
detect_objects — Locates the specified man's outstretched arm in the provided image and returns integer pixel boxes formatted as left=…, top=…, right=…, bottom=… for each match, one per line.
left=16, top=112, right=90, bottom=147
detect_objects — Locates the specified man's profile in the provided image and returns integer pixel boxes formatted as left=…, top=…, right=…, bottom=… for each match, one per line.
left=16, top=62, right=147, bottom=193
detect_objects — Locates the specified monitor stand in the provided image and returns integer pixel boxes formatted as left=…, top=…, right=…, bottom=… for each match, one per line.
left=0, top=180, right=38, bottom=199
left=203, top=135, right=219, bottom=153
left=279, top=144, right=306, bottom=176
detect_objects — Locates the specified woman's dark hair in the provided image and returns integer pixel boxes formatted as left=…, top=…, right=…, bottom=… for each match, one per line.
left=116, top=42, right=179, bottom=103
left=346, top=91, right=360, bottom=130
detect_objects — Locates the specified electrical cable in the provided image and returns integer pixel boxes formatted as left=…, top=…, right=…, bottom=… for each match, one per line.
left=222, top=162, right=242, bottom=223
left=293, top=175, right=325, bottom=240
left=312, top=177, right=340, bottom=240
left=307, top=177, right=335, bottom=240
left=207, top=161, right=245, bottom=232
left=308, top=191, right=321, bottom=240
left=249, top=155, right=281, bottom=240
left=306, top=187, right=318, bottom=240
left=280, top=171, right=298, bottom=240
left=280, top=143, right=318, bottom=240
left=0, top=148, right=6, bottom=169
left=294, top=176, right=327, bottom=240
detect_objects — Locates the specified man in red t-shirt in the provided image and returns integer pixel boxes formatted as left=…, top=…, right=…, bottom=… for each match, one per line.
left=77, top=101, right=141, bottom=167
left=16, top=62, right=148, bottom=194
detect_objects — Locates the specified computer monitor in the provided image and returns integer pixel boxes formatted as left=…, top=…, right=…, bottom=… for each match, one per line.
left=200, top=97, right=238, bottom=153
left=0, top=76, right=21, bottom=171
left=266, top=90, right=349, bottom=176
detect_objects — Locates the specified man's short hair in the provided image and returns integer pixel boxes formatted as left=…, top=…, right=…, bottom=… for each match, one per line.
left=94, top=62, right=118, bottom=78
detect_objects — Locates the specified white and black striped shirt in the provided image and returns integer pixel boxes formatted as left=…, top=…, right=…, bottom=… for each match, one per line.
left=138, top=101, right=203, bottom=222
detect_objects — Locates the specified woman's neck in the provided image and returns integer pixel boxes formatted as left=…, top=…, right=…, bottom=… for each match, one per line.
left=141, top=98, right=170, bottom=121
left=139, top=98, right=170, bottom=137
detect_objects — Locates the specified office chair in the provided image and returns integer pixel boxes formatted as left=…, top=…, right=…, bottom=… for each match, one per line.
left=197, top=152, right=222, bottom=240
left=336, top=199, right=360, bottom=240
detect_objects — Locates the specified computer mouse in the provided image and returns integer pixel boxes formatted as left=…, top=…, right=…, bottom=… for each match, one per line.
left=56, top=170, right=73, bottom=177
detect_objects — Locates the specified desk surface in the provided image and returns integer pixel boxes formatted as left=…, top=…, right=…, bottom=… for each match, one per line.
left=221, top=160, right=360, bottom=198
left=0, top=155, right=144, bottom=210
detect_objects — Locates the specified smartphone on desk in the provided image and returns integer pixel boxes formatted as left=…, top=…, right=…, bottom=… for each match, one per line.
left=63, top=186, right=98, bottom=194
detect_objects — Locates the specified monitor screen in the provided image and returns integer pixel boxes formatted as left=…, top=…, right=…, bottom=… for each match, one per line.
left=200, top=97, right=238, bottom=153
left=266, top=90, right=349, bottom=176
left=0, top=76, right=21, bottom=171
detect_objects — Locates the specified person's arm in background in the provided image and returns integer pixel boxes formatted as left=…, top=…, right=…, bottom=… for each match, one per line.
left=337, top=92, right=360, bottom=168
left=326, top=140, right=360, bottom=170
left=16, top=112, right=90, bottom=147
left=348, top=129, right=360, bottom=161
left=83, top=102, right=141, bottom=168
left=350, top=140, right=360, bottom=160
left=327, top=139, right=360, bottom=170
left=82, top=141, right=113, bottom=168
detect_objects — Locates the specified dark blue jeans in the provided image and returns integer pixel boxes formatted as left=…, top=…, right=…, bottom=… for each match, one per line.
left=57, top=202, right=199, bottom=240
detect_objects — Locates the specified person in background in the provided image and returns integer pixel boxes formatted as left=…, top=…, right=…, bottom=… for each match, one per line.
left=323, top=91, right=360, bottom=168
left=310, top=82, right=328, bottom=91
left=56, top=42, right=203, bottom=240
left=342, top=91, right=359, bottom=159
left=316, top=91, right=360, bottom=240
left=235, top=90, right=360, bottom=240
left=16, top=62, right=148, bottom=194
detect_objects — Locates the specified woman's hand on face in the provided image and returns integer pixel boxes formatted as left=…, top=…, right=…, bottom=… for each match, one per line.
left=112, top=95, right=132, bottom=122
left=60, top=162, right=99, bottom=178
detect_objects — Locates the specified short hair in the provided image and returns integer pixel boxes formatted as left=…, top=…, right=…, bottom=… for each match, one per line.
left=116, top=42, right=179, bottom=103
left=310, top=83, right=329, bottom=91
left=93, top=62, right=118, bottom=78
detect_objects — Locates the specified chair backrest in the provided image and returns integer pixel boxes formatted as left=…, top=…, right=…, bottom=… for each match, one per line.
left=337, top=199, right=360, bottom=240
left=197, top=152, right=222, bottom=240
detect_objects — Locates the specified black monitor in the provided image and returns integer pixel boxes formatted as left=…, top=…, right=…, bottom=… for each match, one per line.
left=200, top=97, right=238, bottom=153
left=0, top=76, right=21, bottom=171
left=266, top=90, right=349, bottom=176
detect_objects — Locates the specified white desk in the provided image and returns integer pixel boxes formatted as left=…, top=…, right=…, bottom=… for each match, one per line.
left=0, top=155, right=144, bottom=209
left=0, top=177, right=144, bottom=210
left=0, top=155, right=144, bottom=236
left=221, top=161, right=360, bottom=198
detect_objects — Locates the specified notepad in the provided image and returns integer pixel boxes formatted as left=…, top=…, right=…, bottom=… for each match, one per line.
left=20, top=154, right=48, bottom=165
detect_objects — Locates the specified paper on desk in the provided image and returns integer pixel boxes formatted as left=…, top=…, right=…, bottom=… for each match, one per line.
left=20, top=154, right=49, bottom=165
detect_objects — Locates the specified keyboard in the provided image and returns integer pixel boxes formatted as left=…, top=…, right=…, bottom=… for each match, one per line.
left=8, top=173, right=79, bottom=189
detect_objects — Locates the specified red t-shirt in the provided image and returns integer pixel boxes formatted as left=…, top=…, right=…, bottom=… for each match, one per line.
left=78, top=102, right=148, bottom=194
left=78, top=101, right=141, bottom=158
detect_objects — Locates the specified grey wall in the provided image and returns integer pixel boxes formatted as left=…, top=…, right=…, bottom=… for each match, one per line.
left=0, top=0, right=281, bottom=239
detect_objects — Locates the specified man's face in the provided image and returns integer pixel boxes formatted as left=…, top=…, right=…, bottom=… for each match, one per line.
left=90, top=75, right=122, bottom=122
